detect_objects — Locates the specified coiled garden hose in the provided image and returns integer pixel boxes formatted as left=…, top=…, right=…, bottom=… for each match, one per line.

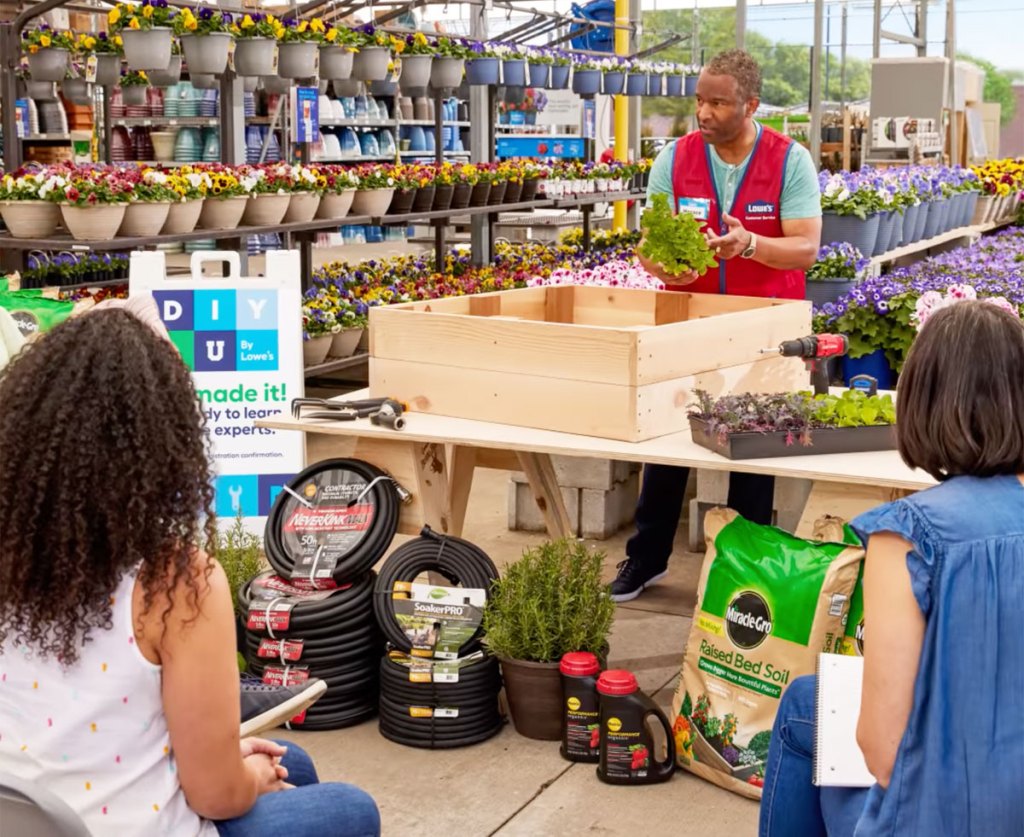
left=264, top=459, right=401, bottom=585
left=372, top=526, right=500, bottom=656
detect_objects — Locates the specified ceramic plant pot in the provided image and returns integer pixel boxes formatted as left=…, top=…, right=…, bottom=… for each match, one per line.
left=351, top=188, right=395, bottom=217
left=388, top=188, right=417, bottom=215
left=242, top=193, right=291, bottom=226
left=277, top=41, right=318, bottom=80
left=499, top=657, right=562, bottom=741
left=198, top=195, right=248, bottom=230
left=320, top=45, right=354, bottom=81
left=303, top=334, right=331, bottom=366
left=147, top=55, right=182, bottom=87
left=317, top=190, right=356, bottom=219
left=180, top=32, right=232, bottom=75
left=162, top=198, right=204, bottom=234
left=282, top=192, right=321, bottom=224
left=0, top=200, right=61, bottom=238
left=329, top=327, right=363, bottom=358
left=27, top=48, right=69, bottom=82
left=119, top=201, right=171, bottom=237
left=61, top=203, right=127, bottom=241
left=189, top=73, right=218, bottom=90
left=234, top=37, right=277, bottom=78
left=121, top=27, right=172, bottom=72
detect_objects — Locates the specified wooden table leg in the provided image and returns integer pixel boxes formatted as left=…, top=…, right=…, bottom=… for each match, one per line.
left=446, top=445, right=477, bottom=537
left=412, top=442, right=451, bottom=535
left=794, top=480, right=914, bottom=538
left=515, top=451, right=575, bottom=540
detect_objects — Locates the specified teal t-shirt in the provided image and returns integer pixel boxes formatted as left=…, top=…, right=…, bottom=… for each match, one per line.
left=646, top=123, right=821, bottom=221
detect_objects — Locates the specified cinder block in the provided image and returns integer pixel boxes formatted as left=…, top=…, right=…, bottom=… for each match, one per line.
left=695, top=468, right=730, bottom=505
left=580, top=472, right=640, bottom=540
left=507, top=479, right=581, bottom=536
left=510, top=456, right=639, bottom=490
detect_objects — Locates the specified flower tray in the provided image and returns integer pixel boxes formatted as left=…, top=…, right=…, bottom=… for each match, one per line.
left=688, top=417, right=896, bottom=460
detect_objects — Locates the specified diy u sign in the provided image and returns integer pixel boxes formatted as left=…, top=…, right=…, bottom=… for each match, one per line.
left=129, top=251, right=305, bottom=533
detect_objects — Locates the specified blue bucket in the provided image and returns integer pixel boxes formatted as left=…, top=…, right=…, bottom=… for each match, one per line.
left=843, top=349, right=894, bottom=390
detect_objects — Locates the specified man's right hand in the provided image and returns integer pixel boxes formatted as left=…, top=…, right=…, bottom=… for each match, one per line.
left=636, top=249, right=699, bottom=286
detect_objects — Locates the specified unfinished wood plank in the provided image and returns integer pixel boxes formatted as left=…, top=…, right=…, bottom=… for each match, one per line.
left=412, top=442, right=452, bottom=534
left=572, top=285, right=658, bottom=327
left=635, top=298, right=811, bottom=383
left=488, top=286, right=547, bottom=321
left=305, top=433, right=425, bottom=536
left=445, top=445, right=477, bottom=537
left=369, top=313, right=635, bottom=385
left=468, top=295, right=502, bottom=316
left=472, top=448, right=520, bottom=470
left=544, top=285, right=576, bottom=323
left=794, top=480, right=915, bottom=538
left=654, top=291, right=690, bottom=325
left=686, top=293, right=794, bottom=317
left=516, top=451, right=575, bottom=539
left=370, top=357, right=643, bottom=441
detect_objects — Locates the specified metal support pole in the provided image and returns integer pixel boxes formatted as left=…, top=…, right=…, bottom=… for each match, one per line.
left=433, top=87, right=445, bottom=267
left=735, top=0, right=746, bottom=50
left=840, top=2, right=848, bottom=114
left=825, top=4, right=831, bottom=102
left=469, top=1, right=490, bottom=268
left=947, top=0, right=957, bottom=165
left=613, top=0, right=629, bottom=230
left=872, top=0, right=882, bottom=57
left=1, top=22, right=23, bottom=171
left=918, top=0, right=928, bottom=57
left=809, top=0, right=824, bottom=170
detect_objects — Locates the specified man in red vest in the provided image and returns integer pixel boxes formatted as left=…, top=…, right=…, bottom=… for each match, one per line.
left=613, top=49, right=822, bottom=603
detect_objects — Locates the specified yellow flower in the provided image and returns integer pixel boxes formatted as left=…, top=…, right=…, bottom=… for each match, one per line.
left=297, top=20, right=308, bottom=33
left=413, top=32, right=427, bottom=46
left=185, top=18, right=197, bottom=31
left=273, top=26, right=285, bottom=39
left=28, top=44, right=39, bottom=54
left=39, top=34, right=51, bottom=47
left=113, top=34, right=123, bottom=46
left=138, top=70, right=147, bottom=79
left=325, top=28, right=338, bottom=42
left=241, top=14, right=254, bottom=28
left=108, top=7, right=121, bottom=24
left=310, top=18, right=325, bottom=33
left=84, top=35, right=96, bottom=49
left=142, top=5, right=153, bottom=18
left=128, top=18, right=140, bottom=30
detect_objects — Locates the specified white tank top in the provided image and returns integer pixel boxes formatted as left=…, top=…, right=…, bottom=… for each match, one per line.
left=0, top=569, right=217, bottom=836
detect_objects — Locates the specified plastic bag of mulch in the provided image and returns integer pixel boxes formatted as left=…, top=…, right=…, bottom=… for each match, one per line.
left=670, top=508, right=863, bottom=799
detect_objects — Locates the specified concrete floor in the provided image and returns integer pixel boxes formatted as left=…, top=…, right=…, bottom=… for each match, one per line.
left=277, top=467, right=760, bottom=837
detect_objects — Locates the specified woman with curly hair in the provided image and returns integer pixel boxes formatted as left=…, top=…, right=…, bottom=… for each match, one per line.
left=0, top=308, right=380, bottom=836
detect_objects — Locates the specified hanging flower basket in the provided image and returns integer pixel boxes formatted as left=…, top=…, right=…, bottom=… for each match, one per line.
left=277, top=41, right=318, bottom=79
left=602, top=71, right=625, bottom=95
left=121, top=27, right=172, bottom=72
left=665, top=75, right=684, bottom=97
left=93, top=53, right=122, bottom=87
left=626, top=73, right=647, bottom=96
left=283, top=192, right=321, bottom=223
left=26, top=48, right=70, bottom=82
left=528, top=62, right=549, bottom=88
left=120, top=84, right=149, bottom=106
left=466, top=57, right=499, bottom=85
left=198, top=195, right=248, bottom=230
left=235, top=37, right=277, bottom=77
left=430, top=57, right=465, bottom=90
left=502, top=59, right=527, bottom=87
left=351, top=46, right=390, bottom=81
left=303, top=335, right=332, bottom=366
left=399, top=54, right=433, bottom=90
left=242, top=193, right=291, bottom=226
left=25, top=80, right=58, bottom=100
left=572, top=69, right=600, bottom=96
left=351, top=188, right=395, bottom=216
left=319, top=45, right=354, bottom=81
left=181, top=32, right=231, bottom=75
left=61, top=79, right=94, bottom=106
left=549, top=64, right=570, bottom=89
left=148, top=55, right=182, bottom=87
left=317, top=190, right=356, bottom=219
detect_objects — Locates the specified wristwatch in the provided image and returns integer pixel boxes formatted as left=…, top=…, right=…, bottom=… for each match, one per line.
left=740, top=233, right=758, bottom=259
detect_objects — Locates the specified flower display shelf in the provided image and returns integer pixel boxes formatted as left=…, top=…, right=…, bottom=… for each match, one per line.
left=304, top=352, right=370, bottom=379
left=688, top=418, right=896, bottom=460
left=368, top=287, right=812, bottom=442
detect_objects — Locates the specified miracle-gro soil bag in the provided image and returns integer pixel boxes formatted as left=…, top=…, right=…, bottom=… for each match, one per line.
left=671, top=509, right=862, bottom=800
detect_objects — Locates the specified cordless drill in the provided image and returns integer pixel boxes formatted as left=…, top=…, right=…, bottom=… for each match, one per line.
left=761, top=334, right=849, bottom=395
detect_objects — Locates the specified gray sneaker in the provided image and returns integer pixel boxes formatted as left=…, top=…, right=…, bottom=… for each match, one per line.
left=240, top=674, right=327, bottom=736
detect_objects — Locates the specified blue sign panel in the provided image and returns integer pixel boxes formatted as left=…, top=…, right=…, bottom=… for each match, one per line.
left=495, top=136, right=585, bottom=159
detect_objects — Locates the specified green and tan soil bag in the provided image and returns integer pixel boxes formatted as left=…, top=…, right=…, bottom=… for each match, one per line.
left=670, top=509, right=863, bottom=799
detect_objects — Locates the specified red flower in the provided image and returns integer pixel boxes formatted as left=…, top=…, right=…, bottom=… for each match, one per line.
left=65, top=186, right=80, bottom=202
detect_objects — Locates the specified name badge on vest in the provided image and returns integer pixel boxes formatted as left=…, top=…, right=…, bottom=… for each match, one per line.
left=677, top=196, right=711, bottom=221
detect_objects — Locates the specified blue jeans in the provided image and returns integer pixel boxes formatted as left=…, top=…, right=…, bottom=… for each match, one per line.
left=214, top=741, right=380, bottom=837
left=759, top=676, right=870, bottom=837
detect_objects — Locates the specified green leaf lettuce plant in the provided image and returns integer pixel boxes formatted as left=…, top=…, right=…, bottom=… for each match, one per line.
left=638, top=192, right=718, bottom=277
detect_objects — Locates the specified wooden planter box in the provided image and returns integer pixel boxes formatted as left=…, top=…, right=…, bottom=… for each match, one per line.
left=689, top=417, right=897, bottom=459
left=368, top=286, right=812, bottom=442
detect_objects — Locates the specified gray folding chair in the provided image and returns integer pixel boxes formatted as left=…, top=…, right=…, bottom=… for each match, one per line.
left=0, top=772, right=91, bottom=837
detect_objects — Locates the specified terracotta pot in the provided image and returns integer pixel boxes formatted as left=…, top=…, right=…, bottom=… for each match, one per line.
left=388, top=188, right=417, bottom=216
left=162, top=199, right=204, bottom=234
left=242, top=193, right=291, bottom=227
left=503, top=180, right=523, bottom=204
left=277, top=41, right=318, bottom=79
left=121, top=27, right=172, bottom=72
left=351, top=188, right=395, bottom=217
left=120, top=84, right=149, bottom=106
left=119, top=201, right=172, bottom=237
left=499, top=657, right=563, bottom=740
left=411, top=185, right=436, bottom=213
left=329, top=327, right=363, bottom=358
left=303, top=334, right=332, bottom=366
left=487, top=181, right=508, bottom=206
left=451, top=182, right=472, bottom=209
left=0, top=200, right=61, bottom=238
left=60, top=203, right=127, bottom=241
left=320, top=45, right=354, bottom=81
left=198, top=195, right=247, bottom=230
left=27, top=48, right=70, bottom=82
left=234, top=37, right=277, bottom=78
left=433, top=184, right=455, bottom=212
left=469, top=182, right=491, bottom=207
left=181, top=32, right=232, bottom=76
left=283, top=192, right=321, bottom=224
left=317, top=190, right=356, bottom=219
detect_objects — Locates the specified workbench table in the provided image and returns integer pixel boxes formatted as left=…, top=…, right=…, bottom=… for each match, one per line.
left=258, top=389, right=933, bottom=540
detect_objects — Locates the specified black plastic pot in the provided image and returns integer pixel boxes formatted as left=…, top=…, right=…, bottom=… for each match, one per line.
left=452, top=182, right=472, bottom=209
left=433, top=184, right=455, bottom=212
left=487, top=181, right=508, bottom=206
left=521, top=178, right=540, bottom=201
left=388, top=188, right=417, bottom=216
left=503, top=180, right=523, bottom=204
left=411, top=185, right=436, bottom=213
left=469, top=182, right=491, bottom=207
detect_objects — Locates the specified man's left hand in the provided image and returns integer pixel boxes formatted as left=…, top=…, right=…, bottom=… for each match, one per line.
left=705, top=212, right=753, bottom=261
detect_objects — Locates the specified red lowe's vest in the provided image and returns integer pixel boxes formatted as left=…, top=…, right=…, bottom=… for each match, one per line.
left=671, top=125, right=804, bottom=299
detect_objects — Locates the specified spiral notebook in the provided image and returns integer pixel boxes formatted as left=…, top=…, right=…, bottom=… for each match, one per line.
left=813, top=654, right=876, bottom=787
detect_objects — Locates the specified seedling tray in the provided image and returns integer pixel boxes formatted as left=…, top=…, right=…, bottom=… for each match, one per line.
left=689, top=417, right=896, bottom=460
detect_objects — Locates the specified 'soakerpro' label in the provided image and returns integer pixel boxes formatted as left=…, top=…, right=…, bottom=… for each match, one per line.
left=388, top=650, right=484, bottom=683
left=409, top=706, right=459, bottom=719
left=276, top=469, right=379, bottom=583
left=391, top=582, right=486, bottom=659
left=677, top=196, right=711, bottom=220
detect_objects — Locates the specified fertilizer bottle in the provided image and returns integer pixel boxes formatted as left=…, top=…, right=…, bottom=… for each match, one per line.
left=559, top=652, right=602, bottom=763
left=596, top=670, right=676, bottom=785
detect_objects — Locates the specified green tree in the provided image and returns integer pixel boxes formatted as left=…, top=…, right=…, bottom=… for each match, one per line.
left=958, top=52, right=1016, bottom=125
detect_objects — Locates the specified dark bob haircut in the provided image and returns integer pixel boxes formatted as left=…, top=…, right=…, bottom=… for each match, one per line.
left=897, top=300, right=1024, bottom=480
